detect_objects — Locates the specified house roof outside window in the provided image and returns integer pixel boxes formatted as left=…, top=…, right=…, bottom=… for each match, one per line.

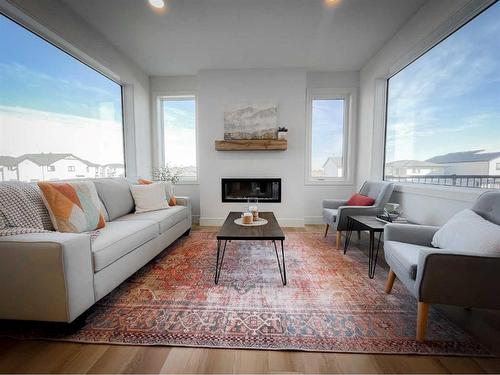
left=426, top=150, right=500, bottom=164
left=0, top=153, right=102, bottom=168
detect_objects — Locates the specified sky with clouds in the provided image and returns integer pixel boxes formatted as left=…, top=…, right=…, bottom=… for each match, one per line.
left=1, top=3, right=498, bottom=172
left=386, top=1, right=500, bottom=163
left=311, top=99, right=344, bottom=171
left=0, top=14, right=124, bottom=165
left=163, top=99, right=197, bottom=171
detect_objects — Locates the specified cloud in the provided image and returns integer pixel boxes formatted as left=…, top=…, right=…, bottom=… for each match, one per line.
left=386, top=7, right=500, bottom=161
left=0, top=105, right=123, bottom=165
left=0, top=62, right=115, bottom=97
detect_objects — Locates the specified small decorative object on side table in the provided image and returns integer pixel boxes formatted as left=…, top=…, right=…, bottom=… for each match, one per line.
left=344, top=215, right=408, bottom=279
left=277, top=127, right=288, bottom=140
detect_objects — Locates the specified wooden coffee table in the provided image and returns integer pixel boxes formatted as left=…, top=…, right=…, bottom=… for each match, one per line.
left=215, top=212, right=286, bottom=285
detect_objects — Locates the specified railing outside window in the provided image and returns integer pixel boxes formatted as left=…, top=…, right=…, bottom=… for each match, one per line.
left=385, top=175, right=500, bottom=189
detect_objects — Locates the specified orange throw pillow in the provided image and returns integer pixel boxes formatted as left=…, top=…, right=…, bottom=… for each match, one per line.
left=168, top=196, right=177, bottom=206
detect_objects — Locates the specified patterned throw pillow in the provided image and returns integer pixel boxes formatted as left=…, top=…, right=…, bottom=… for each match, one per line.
left=0, top=181, right=53, bottom=230
left=37, top=181, right=106, bottom=233
left=0, top=211, right=6, bottom=230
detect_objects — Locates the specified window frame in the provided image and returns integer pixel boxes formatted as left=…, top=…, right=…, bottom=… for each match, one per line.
left=0, top=7, right=130, bottom=178
left=157, top=94, right=199, bottom=184
left=378, top=0, right=497, bottom=192
left=305, top=88, right=356, bottom=185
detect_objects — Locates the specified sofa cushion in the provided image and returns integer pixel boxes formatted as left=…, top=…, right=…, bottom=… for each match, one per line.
left=92, top=221, right=157, bottom=272
left=322, top=208, right=338, bottom=224
left=115, top=206, right=189, bottom=234
left=93, top=178, right=135, bottom=221
left=384, top=241, right=428, bottom=280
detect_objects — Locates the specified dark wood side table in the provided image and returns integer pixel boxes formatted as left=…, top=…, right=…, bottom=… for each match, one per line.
left=344, top=215, right=387, bottom=279
left=215, top=212, right=286, bottom=285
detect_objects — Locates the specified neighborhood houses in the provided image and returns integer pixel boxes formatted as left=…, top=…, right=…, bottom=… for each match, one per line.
left=0, top=153, right=124, bottom=182
left=384, top=150, right=500, bottom=189
left=385, top=150, right=500, bottom=178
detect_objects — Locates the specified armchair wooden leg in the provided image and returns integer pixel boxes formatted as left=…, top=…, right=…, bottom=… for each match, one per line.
left=416, top=302, right=429, bottom=343
left=336, top=231, right=341, bottom=250
left=384, top=269, right=396, bottom=294
left=324, top=224, right=329, bottom=237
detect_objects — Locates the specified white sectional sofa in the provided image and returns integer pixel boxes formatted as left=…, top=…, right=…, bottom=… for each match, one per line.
left=0, top=178, right=192, bottom=323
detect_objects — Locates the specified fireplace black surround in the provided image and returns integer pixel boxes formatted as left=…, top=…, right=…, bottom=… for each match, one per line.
left=222, top=178, right=281, bottom=203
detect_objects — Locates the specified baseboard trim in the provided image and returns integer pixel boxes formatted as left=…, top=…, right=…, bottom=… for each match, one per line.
left=304, top=216, right=323, bottom=225
left=199, top=217, right=224, bottom=226
left=199, top=217, right=305, bottom=227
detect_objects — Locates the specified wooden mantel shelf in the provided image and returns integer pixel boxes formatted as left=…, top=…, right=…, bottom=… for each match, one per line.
left=215, top=139, right=287, bottom=151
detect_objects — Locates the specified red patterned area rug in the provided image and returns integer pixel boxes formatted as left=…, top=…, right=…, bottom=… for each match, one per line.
left=0, top=231, right=490, bottom=356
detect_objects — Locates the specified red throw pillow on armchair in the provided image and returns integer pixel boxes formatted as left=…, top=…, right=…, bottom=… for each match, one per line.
left=347, top=193, right=375, bottom=206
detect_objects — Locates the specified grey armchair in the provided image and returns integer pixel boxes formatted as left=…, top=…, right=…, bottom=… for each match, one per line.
left=322, top=180, right=395, bottom=249
left=384, top=191, right=500, bottom=342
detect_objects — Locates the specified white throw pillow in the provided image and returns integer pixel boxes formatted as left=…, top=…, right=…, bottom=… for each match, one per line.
left=130, top=182, right=170, bottom=213
left=432, top=209, right=500, bottom=255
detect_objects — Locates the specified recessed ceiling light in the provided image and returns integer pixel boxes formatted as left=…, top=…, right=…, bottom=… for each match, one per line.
left=149, top=0, right=165, bottom=9
left=324, top=0, right=341, bottom=8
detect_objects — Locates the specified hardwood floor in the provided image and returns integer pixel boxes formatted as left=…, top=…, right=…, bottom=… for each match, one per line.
left=0, top=225, right=499, bottom=374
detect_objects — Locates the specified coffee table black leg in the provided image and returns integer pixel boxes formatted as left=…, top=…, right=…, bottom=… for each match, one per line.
left=368, top=232, right=383, bottom=279
left=273, top=240, right=287, bottom=286
left=344, top=217, right=353, bottom=255
left=214, top=240, right=220, bottom=284
left=368, top=231, right=374, bottom=278
left=215, top=239, right=228, bottom=284
left=281, top=240, right=287, bottom=286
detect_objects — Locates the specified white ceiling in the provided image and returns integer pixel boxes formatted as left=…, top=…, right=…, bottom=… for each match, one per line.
left=61, top=0, right=426, bottom=76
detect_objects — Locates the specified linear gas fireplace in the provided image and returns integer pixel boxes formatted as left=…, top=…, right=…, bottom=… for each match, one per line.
left=222, top=178, right=281, bottom=203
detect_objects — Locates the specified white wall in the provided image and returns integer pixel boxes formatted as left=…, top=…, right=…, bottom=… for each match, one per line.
left=4, top=0, right=152, bottom=177
left=198, top=69, right=306, bottom=226
left=150, top=69, right=360, bottom=226
left=357, top=0, right=489, bottom=226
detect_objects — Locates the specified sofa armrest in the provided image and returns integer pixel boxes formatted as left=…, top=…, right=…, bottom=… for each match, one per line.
left=175, top=196, right=192, bottom=228
left=175, top=196, right=191, bottom=208
left=384, top=224, right=440, bottom=246
left=0, top=232, right=95, bottom=322
left=323, top=199, right=348, bottom=210
left=416, top=249, right=500, bottom=309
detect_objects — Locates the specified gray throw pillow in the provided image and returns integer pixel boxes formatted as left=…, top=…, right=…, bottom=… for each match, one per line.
left=93, top=178, right=135, bottom=221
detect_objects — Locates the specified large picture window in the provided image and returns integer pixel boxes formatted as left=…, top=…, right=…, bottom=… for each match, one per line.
left=306, top=89, right=353, bottom=184
left=0, top=14, right=125, bottom=182
left=160, top=96, right=197, bottom=182
left=384, top=2, right=500, bottom=189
